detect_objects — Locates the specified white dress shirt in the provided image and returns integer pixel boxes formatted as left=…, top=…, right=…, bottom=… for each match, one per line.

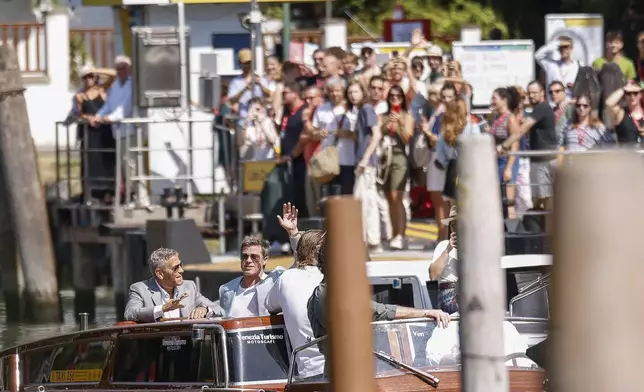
left=534, top=41, right=579, bottom=105
left=152, top=280, right=183, bottom=320
left=96, top=77, right=133, bottom=138
left=264, top=266, right=325, bottom=379
left=228, top=272, right=267, bottom=318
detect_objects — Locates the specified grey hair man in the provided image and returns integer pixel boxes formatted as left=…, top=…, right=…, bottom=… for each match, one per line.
left=124, top=248, right=221, bottom=322
left=218, top=235, right=286, bottom=317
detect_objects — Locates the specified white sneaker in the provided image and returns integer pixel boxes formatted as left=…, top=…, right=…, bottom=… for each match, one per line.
left=369, top=244, right=384, bottom=254
left=389, top=235, right=404, bottom=250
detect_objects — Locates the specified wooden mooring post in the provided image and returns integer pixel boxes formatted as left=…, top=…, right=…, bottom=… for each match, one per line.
left=549, top=152, right=644, bottom=391
left=0, top=165, right=25, bottom=322
left=325, top=196, right=376, bottom=392
left=0, top=46, right=61, bottom=323
left=457, top=134, right=508, bottom=392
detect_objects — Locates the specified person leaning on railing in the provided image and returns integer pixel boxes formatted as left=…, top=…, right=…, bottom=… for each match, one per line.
left=307, top=237, right=451, bottom=345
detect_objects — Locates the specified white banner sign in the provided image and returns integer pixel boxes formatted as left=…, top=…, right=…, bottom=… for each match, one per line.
left=545, top=14, right=604, bottom=67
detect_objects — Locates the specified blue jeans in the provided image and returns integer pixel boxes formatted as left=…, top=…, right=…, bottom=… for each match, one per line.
left=498, top=156, right=519, bottom=185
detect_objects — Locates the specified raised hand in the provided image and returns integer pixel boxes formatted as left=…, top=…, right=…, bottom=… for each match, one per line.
left=277, top=202, right=299, bottom=237
left=162, top=292, right=188, bottom=312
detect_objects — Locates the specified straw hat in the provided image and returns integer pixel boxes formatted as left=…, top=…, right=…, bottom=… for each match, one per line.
left=441, top=205, right=458, bottom=225
left=79, top=64, right=96, bottom=78
left=426, top=45, right=443, bottom=58
left=624, top=80, right=643, bottom=93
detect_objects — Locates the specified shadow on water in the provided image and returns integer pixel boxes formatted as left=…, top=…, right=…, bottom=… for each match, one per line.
left=0, top=288, right=117, bottom=350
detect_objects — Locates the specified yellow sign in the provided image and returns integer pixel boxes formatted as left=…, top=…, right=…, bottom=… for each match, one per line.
left=564, top=18, right=603, bottom=27
left=243, top=161, right=277, bottom=193
left=50, top=369, right=103, bottom=383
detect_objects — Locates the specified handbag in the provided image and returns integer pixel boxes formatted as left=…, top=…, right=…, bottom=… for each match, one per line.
left=409, top=130, right=432, bottom=169
left=442, top=158, right=458, bottom=199
left=308, top=114, right=345, bottom=184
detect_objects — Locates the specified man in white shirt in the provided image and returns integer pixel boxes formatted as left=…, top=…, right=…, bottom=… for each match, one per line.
left=218, top=235, right=285, bottom=317
left=91, top=55, right=150, bottom=208
left=265, top=230, right=325, bottom=379
left=534, top=36, right=579, bottom=105
left=124, top=248, right=221, bottom=322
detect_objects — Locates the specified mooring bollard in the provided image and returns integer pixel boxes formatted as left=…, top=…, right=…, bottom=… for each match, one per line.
left=78, top=312, right=89, bottom=331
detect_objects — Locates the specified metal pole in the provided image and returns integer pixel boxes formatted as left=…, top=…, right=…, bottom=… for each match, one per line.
left=282, top=3, right=290, bottom=60
left=177, top=0, right=194, bottom=202
left=549, top=152, right=644, bottom=392
left=177, top=0, right=188, bottom=111
left=325, top=0, right=332, bottom=22
left=218, top=192, right=226, bottom=254
left=249, top=0, right=259, bottom=98
left=457, top=134, right=508, bottom=392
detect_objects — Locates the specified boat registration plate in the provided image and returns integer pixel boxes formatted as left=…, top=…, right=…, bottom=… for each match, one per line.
left=49, top=369, right=103, bottom=383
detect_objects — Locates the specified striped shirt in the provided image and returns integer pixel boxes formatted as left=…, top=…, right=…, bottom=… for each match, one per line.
left=558, top=123, right=615, bottom=151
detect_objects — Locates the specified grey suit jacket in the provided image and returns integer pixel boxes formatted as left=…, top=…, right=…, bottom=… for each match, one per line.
left=124, top=278, right=222, bottom=322
left=219, top=267, right=286, bottom=317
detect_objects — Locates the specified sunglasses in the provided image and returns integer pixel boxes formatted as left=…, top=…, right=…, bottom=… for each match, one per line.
left=240, top=253, right=263, bottom=263
left=389, top=93, right=402, bottom=99
left=625, top=91, right=641, bottom=96
left=576, top=103, right=590, bottom=109
left=549, top=89, right=564, bottom=94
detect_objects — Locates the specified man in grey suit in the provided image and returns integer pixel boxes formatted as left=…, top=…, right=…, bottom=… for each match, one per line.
left=219, top=235, right=286, bottom=317
left=124, top=248, right=222, bottom=322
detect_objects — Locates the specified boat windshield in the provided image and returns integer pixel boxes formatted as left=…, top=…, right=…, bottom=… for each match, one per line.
left=289, top=318, right=540, bottom=383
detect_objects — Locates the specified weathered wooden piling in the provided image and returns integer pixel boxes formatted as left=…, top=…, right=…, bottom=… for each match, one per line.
left=0, top=166, right=25, bottom=322
left=0, top=46, right=61, bottom=322
left=325, top=196, right=376, bottom=392
left=549, top=152, right=644, bottom=391
left=457, top=134, right=508, bottom=392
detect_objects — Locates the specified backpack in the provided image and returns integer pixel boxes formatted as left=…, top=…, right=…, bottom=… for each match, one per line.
left=572, top=66, right=601, bottom=112
left=598, top=63, right=625, bottom=127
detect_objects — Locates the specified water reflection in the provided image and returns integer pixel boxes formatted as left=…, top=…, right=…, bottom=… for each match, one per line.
left=0, top=288, right=117, bottom=349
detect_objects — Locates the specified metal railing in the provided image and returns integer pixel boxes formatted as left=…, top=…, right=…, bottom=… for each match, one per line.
left=54, top=117, right=217, bottom=211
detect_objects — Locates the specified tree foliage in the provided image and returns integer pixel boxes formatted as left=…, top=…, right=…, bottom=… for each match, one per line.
left=340, top=0, right=509, bottom=46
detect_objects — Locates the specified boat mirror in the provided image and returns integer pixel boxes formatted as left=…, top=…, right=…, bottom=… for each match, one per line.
left=192, top=327, right=206, bottom=341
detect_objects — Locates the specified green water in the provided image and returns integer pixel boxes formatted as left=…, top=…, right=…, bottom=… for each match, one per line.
left=0, top=288, right=117, bottom=350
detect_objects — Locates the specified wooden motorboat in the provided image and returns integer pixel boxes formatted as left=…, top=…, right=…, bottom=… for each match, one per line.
left=0, top=316, right=290, bottom=392
left=283, top=318, right=546, bottom=391
left=0, top=316, right=545, bottom=392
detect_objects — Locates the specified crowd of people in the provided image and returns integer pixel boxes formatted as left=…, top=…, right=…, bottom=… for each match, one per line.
left=221, top=28, right=644, bottom=254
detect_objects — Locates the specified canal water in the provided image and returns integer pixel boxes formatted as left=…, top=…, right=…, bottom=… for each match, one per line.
left=0, top=288, right=117, bottom=350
